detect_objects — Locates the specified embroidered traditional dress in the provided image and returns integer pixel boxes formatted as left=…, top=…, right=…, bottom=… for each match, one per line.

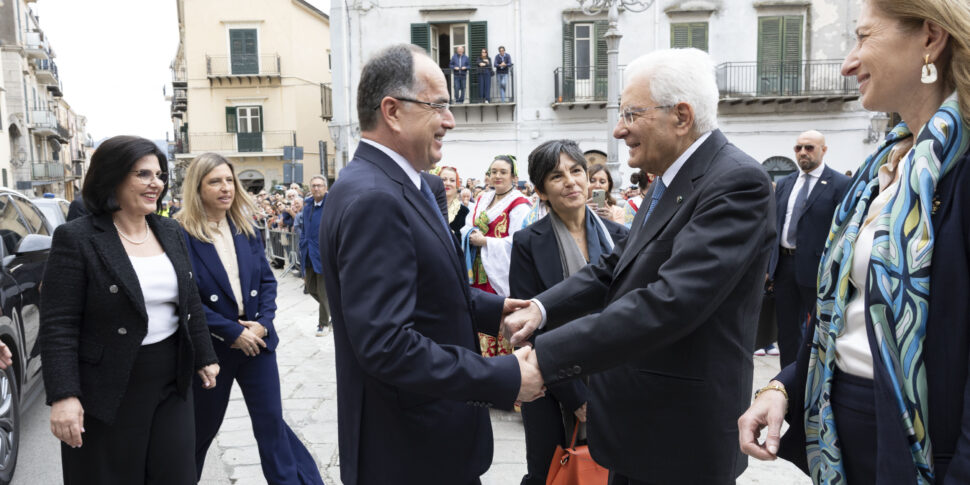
left=462, top=189, right=531, bottom=357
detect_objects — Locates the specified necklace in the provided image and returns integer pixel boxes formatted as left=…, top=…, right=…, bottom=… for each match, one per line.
left=488, top=186, right=515, bottom=209
left=114, top=220, right=150, bottom=245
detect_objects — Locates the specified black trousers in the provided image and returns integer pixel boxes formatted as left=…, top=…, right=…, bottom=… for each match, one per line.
left=520, top=392, right=572, bottom=485
left=774, top=251, right=816, bottom=367
left=607, top=471, right=653, bottom=485
left=61, top=335, right=196, bottom=485
left=832, top=369, right=877, bottom=483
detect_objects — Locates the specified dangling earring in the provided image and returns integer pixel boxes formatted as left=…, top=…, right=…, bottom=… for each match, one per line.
left=922, top=54, right=938, bottom=84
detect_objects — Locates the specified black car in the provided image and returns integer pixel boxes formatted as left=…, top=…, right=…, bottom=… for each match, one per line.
left=0, top=190, right=52, bottom=484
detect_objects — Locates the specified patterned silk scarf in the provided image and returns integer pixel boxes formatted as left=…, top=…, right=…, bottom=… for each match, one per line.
left=805, top=95, right=968, bottom=484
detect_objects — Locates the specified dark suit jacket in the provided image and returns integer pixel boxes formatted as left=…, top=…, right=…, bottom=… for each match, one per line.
left=531, top=130, right=776, bottom=484
left=449, top=54, right=469, bottom=76
left=509, top=214, right=629, bottom=413
left=319, top=141, right=520, bottom=485
left=182, top=220, right=279, bottom=352
left=777, top=149, right=970, bottom=484
left=768, top=165, right=851, bottom=286
left=39, top=213, right=217, bottom=425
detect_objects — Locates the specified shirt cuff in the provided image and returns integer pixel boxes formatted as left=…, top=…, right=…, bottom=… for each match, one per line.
left=531, top=298, right=548, bottom=330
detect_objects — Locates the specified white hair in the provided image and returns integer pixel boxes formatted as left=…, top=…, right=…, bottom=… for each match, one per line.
left=624, top=48, right=719, bottom=133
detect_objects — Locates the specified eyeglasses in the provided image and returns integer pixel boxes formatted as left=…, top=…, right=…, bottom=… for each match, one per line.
left=130, top=170, right=168, bottom=185
left=621, top=105, right=673, bottom=127
left=373, top=97, right=450, bottom=113
left=794, top=144, right=816, bottom=153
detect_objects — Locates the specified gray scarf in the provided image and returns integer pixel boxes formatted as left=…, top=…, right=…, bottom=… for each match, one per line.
left=548, top=207, right=615, bottom=279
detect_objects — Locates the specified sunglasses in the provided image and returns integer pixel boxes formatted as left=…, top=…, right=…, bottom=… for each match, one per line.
left=793, top=145, right=816, bottom=153
left=130, top=170, right=169, bottom=184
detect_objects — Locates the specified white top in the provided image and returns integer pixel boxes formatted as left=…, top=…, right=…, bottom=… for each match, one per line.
left=129, top=253, right=180, bottom=345
left=209, top=218, right=244, bottom=316
left=360, top=138, right=421, bottom=190
left=781, top=162, right=827, bottom=248
left=461, top=189, right=531, bottom=297
left=835, top=149, right=905, bottom=378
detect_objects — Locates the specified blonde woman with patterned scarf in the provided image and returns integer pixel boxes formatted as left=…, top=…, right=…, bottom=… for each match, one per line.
left=432, top=165, right=469, bottom=242
left=739, top=0, right=970, bottom=483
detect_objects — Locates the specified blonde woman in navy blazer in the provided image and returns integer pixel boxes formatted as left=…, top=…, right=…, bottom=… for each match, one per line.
left=177, top=153, right=323, bottom=484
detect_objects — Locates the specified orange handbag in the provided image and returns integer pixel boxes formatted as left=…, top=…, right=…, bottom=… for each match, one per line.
left=545, top=422, right=609, bottom=485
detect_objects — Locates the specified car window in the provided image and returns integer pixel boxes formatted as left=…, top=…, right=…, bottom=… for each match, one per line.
left=37, top=204, right=60, bottom=229
left=12, top=197, right=50, bottom=236
left=58, top=201, right=70, bottom=218
left=0, top=196, right=31, bottom=254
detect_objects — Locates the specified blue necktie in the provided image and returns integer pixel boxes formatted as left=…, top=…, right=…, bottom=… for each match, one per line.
left=641, top=178, right=666, bottom=227
left=419, top=180, right=452, bottom=236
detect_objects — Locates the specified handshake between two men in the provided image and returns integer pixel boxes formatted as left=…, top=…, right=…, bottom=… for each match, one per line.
left=502, top=298, right=547, bottom=404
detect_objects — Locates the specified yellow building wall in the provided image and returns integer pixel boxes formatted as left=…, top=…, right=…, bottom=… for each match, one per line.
left=181, top=0, right=332, bottom=190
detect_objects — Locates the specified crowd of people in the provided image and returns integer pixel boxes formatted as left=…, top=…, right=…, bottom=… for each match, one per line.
left=4, top=0, right=965, bottom=484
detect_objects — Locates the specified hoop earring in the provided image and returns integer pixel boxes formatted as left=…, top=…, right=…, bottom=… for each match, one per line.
left=922, top=54, right=938, bottom=84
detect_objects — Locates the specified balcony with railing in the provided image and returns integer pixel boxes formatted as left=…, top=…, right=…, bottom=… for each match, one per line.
left=206, top=54, right=281, bottom=83
left=552, top=66, right=609, bottom=109
left=178, top=131, right=294, bottom=157
left=171, top=87, right=187, bottom=117
left=24, top=31, right=50, bottom=59
left=33, top=58, right=58, bottom=85
left=29, top=109, right=58, bottom=136
left=172, top=66, right=187, bottom=86
left=716, top=60, right=858, bottom=102
left=31, top=162, right=66, bottom=182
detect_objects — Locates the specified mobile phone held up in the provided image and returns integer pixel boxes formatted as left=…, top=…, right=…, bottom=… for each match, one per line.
left=592, top=189, right=606, bottom=208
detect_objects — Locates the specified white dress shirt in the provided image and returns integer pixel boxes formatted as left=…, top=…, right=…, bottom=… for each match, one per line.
left=780, top=162, right=826, bottom=248
left=360, top=138, right=421, bottom=190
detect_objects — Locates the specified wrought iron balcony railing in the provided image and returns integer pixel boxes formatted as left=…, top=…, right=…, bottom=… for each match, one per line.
left=553, top=66, right=609, bottom=104
left=716, top=60, right=858, bottom=98
left=183, top=131, right=294, bottom=154
left=442, top=66, right=516, bottom=105
left=206, top=54, right=281, bottom=78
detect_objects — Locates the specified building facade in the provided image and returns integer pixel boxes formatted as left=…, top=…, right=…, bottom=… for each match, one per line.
left=169, top=0, right=335, bottom=195
left=330, top=0, right=881, bottom=186
left=0, top=0, right=89, bottom=198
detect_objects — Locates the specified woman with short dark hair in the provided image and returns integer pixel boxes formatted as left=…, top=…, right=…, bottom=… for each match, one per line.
left=510, top=140, right=629, bottom=484
left=40, top=135, right=219, bottom=484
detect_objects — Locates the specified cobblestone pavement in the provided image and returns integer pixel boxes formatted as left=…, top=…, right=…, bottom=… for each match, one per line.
left=201, top=269, right=810, bottom=484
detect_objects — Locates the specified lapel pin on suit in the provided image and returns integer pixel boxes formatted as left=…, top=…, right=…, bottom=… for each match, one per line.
left=821, top=180, right=828, bottom=185
left=676, top=196, right=683, bottom=203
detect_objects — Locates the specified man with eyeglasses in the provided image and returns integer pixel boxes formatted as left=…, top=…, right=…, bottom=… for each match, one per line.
left=318, top=43, right=544, bottom=485
left=502, top=48, right=776, bottom=484
left=767, top=130, right=851, bottom=367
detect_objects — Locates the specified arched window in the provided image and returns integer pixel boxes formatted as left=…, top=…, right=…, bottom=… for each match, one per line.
left=762, top=156, right=797, bottom=181
left=237, top=169, right=265, bottom=193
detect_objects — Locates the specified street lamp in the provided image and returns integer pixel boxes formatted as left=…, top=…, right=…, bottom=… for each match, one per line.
left=864, top=112, right=891, bottom=144
left=576, top=0, right=655, bottom=190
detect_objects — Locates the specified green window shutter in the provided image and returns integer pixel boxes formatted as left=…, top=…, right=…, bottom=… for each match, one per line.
left=229, top=29, right=258, bottom=75
left=757, top=16, right=782, bottom=95
left=468, top=21, right=488, bottom=103
left=594, top=20, right=608, bottom=99
left=410, top=23, right=430, bottom=53
left=671, top=23, right=690, bottom=48
left=782, top=16, right=803, bottom=94
left=690, top=23, right=709, bottom=52
left=562, top=22, right=574, bottom=102
left=226, top=107, right=237, bottom=133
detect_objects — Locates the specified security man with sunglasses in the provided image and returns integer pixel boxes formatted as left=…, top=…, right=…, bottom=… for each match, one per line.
left=767, top=130, right=851, bottom=367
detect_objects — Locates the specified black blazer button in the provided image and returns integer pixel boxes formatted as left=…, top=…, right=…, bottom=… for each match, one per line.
left=572, top=365, right=582, bottom=374
left=558, top=369, right=567, bottom=379
left=117, top=327, right=127, bottom=335
left=108, top=285, right=118, bottom=294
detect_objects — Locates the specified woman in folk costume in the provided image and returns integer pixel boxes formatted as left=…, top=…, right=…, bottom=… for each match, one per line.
left=462, top=155, right=532, bottom=357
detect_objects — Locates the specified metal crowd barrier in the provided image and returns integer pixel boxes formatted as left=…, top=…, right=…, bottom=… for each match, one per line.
left=262, top=225, right=301, bottom=278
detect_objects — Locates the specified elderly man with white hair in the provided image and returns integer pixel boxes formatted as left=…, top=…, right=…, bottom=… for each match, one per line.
left=504, top=48, right=777, bottom=484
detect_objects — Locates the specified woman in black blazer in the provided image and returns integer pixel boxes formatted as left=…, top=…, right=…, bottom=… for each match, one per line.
left=178, top=153, right=324, bottom=484
left=39, top=136, right=219, bottom=484
left=436, top=165, right=470, bottom=242
left=510, top=140, right=629, bottom=485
